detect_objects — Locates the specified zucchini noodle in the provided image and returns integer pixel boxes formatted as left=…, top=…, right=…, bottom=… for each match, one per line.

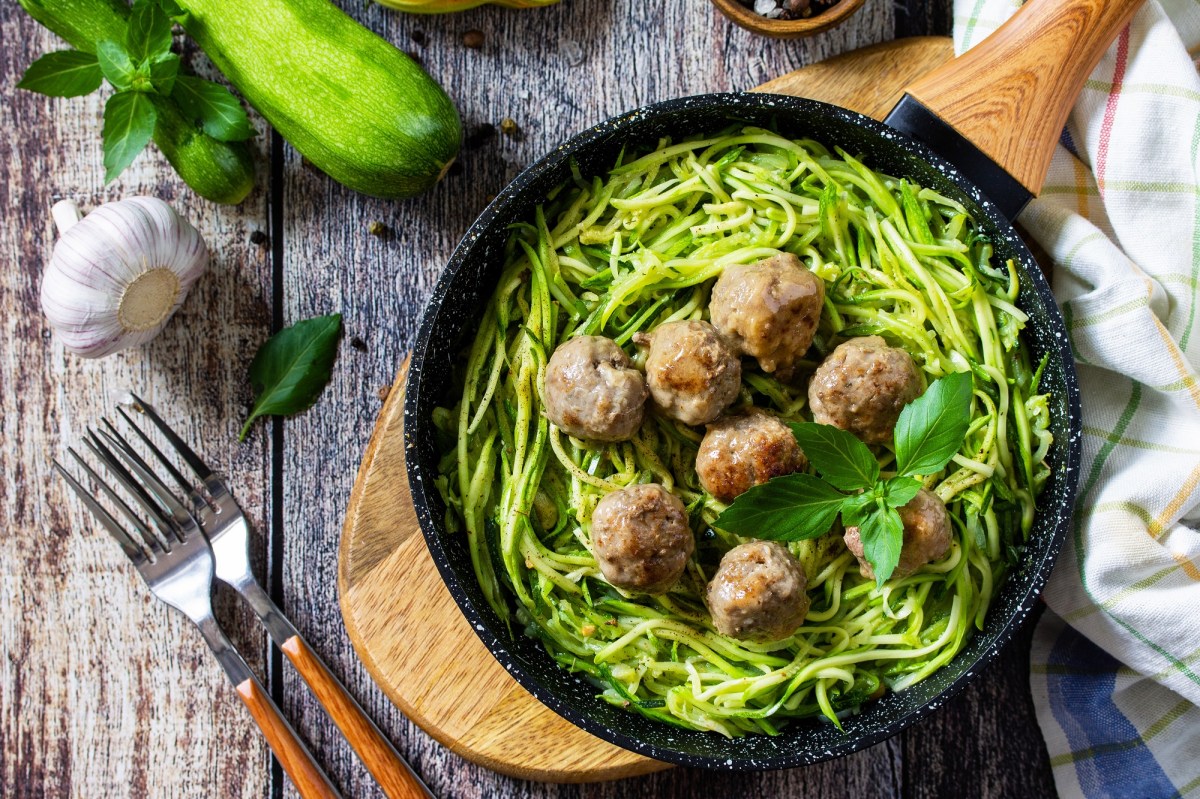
left=433, top=128, right=1053, bottom=736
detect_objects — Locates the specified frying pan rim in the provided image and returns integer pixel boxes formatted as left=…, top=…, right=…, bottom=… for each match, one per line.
left=402, top=91, right=1083, bottom=771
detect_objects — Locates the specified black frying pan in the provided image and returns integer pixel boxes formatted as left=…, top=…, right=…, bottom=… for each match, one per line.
left=402, top=0, right=1130, bottom=769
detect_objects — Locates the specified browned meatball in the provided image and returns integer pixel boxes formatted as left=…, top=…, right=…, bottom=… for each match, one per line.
left=707, top=541, right=809, bottom=641
left=695, top=408, right=807, bottom=503
left=710, top=253, right=825, bottom=381
left=844, top=488, right=952, bottom=581
left=544, top=335, right=648, bottom=442
left=635, top=320, right=740, bottom=426
left=591, top=484, right=694, bottom=595
left=807, top=335, right=923, bottom=445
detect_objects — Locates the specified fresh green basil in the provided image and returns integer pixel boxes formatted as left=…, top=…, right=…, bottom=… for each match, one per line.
left=718, top=374, right=966, bottom=584
left=787, top=421, right=879, bottom=491
left=17, top=51, right=103, bottom=97
left=125, top=0, right=172, bottom=63
left=101, top=90, right=156, bottom=182
left=855, top=505, right=905, bottom=584
left=893, top=370, right=973, bottom=477
left=240, top=314, right=343, bottom=441
left=95, top=40, right=136, bottom=89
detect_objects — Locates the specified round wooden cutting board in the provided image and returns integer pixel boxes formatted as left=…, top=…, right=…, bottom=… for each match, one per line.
left=338, top=36, right=956, bottom=784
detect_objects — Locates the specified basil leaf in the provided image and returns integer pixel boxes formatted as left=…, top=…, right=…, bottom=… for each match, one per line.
left=96, top=40, right=136, bottom=90
left=153, top=0, right=191, bottom=25
left=101, top=91, right=156, bottom=182
left=714, top=473, right=845, bottom=542
left=126, top=0, right=173, bottom=63
left=857, top=505, right=905, bottom=586
left=882, top=476, right=923, bottom=509
left=788, top=422, right=879, bottom=491
left=172, top=75, right=255, bottom=142
left=18, top=51, right=102, bottom=97
left=839, top=490, right=876, bottom=528
left=148, top=52, right=179, bottom=95
left=240, top=314, right=343, bottom=441
left=894, top=371, right=974, bottom=477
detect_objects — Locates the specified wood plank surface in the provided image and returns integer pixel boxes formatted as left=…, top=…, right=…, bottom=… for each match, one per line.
left=0, top=0, right=1057, bottom=797
left=0, top=13, right=274, bottom=799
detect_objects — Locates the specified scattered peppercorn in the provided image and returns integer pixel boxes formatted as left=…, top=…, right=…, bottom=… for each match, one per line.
left=410, top=29, right=427, bottom=46
left=462, top=29, right=485, bottom=49
left=350, top=336, right=368, bottom=352
left=367, top=220, right=389, bottom=237
left=464, top=123, right=496, bottom=149
left=377, top=385, right=391, bottom=401
left=499, top=117, right=520, bottom=138
left=249, top=230, right=268, bottom=246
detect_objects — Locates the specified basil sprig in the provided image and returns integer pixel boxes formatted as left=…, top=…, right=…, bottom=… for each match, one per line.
left=714, top=371, right=973, bottom=584
left=17, top=0, right=253, bottom=183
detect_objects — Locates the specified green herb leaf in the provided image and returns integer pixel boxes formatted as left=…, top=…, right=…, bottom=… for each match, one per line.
left=894, top=371, right=974, bottom=477
left=96, top=40, right=136, bottom=90
left=152, top=0, right=191, bottom=25
left=788, top=422, right=879, bottom=491
left=101, top=90, right=156, bottom=182
left=839, top=490, right=877, bottom=528
left=18, top=51, right=103, bottom=98
left=882, top=476, right=923, bottom=508
left=713, top=473, right=845, bottom=542
left=240, top=314, right=343, bottom=441
left=857, top=505, right=905, bottom=586
left=126, top=0, right=173, bottom=63
left=172, top=75, right=255, bottom=142
left=148, top=52, right=179, bottom=95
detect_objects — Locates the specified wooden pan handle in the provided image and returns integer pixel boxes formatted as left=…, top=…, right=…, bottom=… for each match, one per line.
left=281, top=636, right=431, bottom=799
left=235, top=676, right=341, bottom=799
left=903, top=0, right=1142, bottom=195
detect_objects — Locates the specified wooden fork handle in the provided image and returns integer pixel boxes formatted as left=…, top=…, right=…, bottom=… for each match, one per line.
left=282, top=635, right=431, bottom=799
left=235, top=675, right=342, bottom=799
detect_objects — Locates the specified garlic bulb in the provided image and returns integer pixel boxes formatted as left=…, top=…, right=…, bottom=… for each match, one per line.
left=41, top=197, right=209, bottom=358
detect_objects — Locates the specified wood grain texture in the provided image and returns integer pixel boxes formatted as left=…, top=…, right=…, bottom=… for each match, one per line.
left=280, top=635, right=433, bottom=798
left=0, top=0, right=1059, bottom=797
left=337, top=36, right=958, bottom=784
left=904, top=0, right=1142, bottom=194
left=0, top=13, right=274, bottom=799
left=754, top=36, right=954, bottom=119
left=235, top=676, right=341, bottom=799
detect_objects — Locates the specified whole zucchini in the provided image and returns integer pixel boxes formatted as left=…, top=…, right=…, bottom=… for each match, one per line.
left=18, top=0, right=256, bottom=205
left=177, top=0, right=461, bottom=199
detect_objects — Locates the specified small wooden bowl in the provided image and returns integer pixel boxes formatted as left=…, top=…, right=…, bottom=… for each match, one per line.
left=711, top=0, right=866, bottom=38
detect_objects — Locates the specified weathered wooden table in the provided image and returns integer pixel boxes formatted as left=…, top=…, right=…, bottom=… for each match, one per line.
left=1, top=0, right=1059, bottom=796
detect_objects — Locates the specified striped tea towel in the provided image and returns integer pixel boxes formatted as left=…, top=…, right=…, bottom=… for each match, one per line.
left=953, top=1, right=1200, bottom=797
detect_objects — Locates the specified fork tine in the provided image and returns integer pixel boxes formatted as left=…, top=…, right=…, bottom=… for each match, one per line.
left=95, top=426, right=199, bottom=541
left=113, top=408, right=196, bottom=500
left=82, top=432, right=179, bottom=547
left=66, top=447, right=159, bottom=553
left=53, top=460, right=148, bottom=561
left=127, top=393, right=215, bottom=482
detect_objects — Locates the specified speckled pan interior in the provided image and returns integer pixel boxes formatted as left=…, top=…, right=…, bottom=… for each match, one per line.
left=404, top=93, right=1083, bottom=771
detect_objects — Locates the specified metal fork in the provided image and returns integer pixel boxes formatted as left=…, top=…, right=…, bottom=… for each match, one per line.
left=55, top=425, right=341, bottom=799
left=119, top=396, right=433, bottom=799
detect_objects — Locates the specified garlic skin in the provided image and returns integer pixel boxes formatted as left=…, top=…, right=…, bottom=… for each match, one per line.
left=41, top=197, right=209, bottom=358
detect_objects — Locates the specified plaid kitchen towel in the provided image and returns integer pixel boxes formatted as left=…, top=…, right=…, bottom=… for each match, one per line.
left=953, top=1, right=1200, bottom=797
